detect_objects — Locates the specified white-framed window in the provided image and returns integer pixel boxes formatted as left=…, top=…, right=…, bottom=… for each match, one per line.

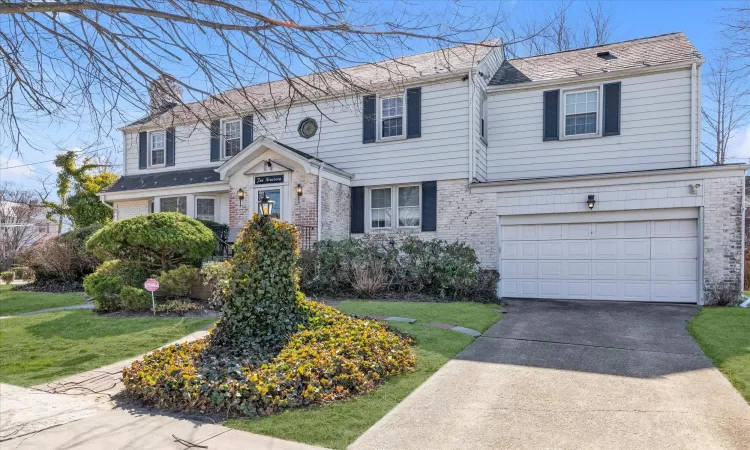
left=370, top=187, right=392, bottom=228
left=479, top=94, right=488, bottom=143
left=368, top=184, right=421, bottom=230
left=150, top=131, right=166, bottom=166
left=563, top=89, right=598, bottom=137
left=379, top=94, right=405, bottom=139
left=223, top=119, right=241, bottom=158
left=160, top=196, right=187, bottom=215
left=397, top=185, right=420, bottom=227
left=195, top=197, right=216, bottom=221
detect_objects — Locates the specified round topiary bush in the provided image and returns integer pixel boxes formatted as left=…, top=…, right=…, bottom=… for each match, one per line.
left=122, top=300, right=415, bottom=417
left=209, top=214, right=306, bottom=359
left=86, top=212, right=215, bottom=273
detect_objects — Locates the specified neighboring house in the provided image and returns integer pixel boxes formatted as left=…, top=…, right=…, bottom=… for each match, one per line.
left=101, top=32, right=747, bottom=305
left=0, top=201, right=58, bottom=270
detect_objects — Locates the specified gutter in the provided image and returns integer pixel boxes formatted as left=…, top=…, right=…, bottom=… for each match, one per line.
left=690, top=63, right=697, bottom=166
left=317, top=163, right=324, bottom=242
left=468, top=69, right=475, bottom=181
left=99, top=196, right=116, bottom=220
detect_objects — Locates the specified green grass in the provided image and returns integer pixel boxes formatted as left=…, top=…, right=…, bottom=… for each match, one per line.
left=226, top=301, right=501, bottom=449
left=0, top=285, right=86, bottom=315
left=0, top=309, right=215, bottom=387
left=688, top=307, right=750, bottom=403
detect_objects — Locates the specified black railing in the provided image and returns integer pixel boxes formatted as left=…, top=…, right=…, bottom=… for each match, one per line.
left=297, top=225, right=315, bottom=251
left=206, top=223, right=315, bottom=262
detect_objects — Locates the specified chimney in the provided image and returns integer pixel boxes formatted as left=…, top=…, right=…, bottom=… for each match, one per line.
left=148, top=74, right=182, bottom=113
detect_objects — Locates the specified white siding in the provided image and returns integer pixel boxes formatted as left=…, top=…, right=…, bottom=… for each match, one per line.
left=485, top=69, right=694, bottom=181
left=125, top=79, right=472, bottom=186
left=471, top=47, right=504, bottom=182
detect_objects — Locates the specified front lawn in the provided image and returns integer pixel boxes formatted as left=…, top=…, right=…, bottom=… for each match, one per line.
left=226, top=301, right=500, bottom=449
left=0, top=309, right=215, bottom=387
left=0, top=285, right=86, bottom=315
left=688, top=307, right=750, bottom=403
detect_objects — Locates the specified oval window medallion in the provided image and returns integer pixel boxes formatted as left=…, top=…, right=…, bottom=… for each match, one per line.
left=298, top=118, right=318, bottom=139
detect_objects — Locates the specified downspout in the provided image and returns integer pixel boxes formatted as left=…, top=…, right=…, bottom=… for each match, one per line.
left=690, top=63, right=698, bottom=166
left=468, top=70, right=475, bottom=182
left=99, top=195, right=116, bottom=221
left=317, top=163, right=324, bottom=242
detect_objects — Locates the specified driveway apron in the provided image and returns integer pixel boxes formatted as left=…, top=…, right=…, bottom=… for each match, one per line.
left=351, top=299, right=750, bottom=450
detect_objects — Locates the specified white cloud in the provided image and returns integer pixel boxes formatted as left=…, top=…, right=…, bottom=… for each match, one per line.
left=727, top=126, right=750, bottom=162
left=0, top=159, right=39, bottom=184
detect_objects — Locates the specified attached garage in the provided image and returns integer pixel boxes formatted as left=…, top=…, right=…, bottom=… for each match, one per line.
left=500, top=211, right=699, bottom=303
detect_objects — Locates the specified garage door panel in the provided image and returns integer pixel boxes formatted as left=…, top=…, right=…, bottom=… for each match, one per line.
left=500, top=218, right=697, bottom=303
left=651, top=238, right=697, bottom=259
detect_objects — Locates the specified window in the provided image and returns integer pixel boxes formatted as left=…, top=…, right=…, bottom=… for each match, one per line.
left=397, top=186, right=420, bottom=227
left=223, top=119, right=241, bottom=157
left=480, top=94, right=488, bottom=142
left=380, top=96, right=404, bottom=139
left=370, top=188, right=392, bottom=228
left=564, top=90, right=598, bottom=136
left=160, top=196, right=187, bottom=214
left=196, top=197, right=215, bottom=221
left=369, top=184, right=421, bottom=229
left=150, top=132, right=165, bottom=166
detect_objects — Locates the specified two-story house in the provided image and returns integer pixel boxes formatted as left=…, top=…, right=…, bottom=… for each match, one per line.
left=101, top=32, right=746, bottom=305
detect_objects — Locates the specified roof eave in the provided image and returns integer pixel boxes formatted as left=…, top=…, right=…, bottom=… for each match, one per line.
left=486, top=60, right=703, bottom=93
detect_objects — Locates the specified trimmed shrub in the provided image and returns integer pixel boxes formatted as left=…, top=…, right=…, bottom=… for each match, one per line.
left=202, top=261, right=231, bottom=309
left=122, top=300, right=415, bottom=417
left=83, top=272, right=122, bottom=312
left=94, top=259, right=151, bottom=288
left=155, top=299, right=203, bottom=315
left=19, top=224, right=101, bottom=285
left=86, top=213, right=215, bottom=273
left=1, top=271, right=14, bottom=284
left=209, top=215, right=306, bottom=359
left=157, top=265, right=199, bottom=297
left=120, top=286, right=153, bottom=311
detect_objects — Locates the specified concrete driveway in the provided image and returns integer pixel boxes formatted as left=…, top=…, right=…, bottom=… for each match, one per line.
left=352, top=299, right=750, bottom=450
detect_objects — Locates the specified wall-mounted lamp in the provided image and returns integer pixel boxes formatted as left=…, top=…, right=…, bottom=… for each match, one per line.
left=689, top=183, right=701, bottom=194
left=295, top=184, right=303, bottom=197
left=586, top=194, right=596, bottom=210
left=237, top=188, right=246, bottom=207
left=264, top=160, right=273, bottom=170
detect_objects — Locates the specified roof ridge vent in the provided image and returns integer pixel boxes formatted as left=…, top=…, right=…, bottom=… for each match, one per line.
left=596, top=51, right=616, bottom=60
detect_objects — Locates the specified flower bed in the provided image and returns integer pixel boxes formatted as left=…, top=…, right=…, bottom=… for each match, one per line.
left=122, top=299, right=415, bottom=417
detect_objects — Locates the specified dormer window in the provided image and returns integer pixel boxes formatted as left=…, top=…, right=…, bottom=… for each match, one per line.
left=379, top=94, right=404, bottom=139
left=223, top=119, right=241, bottom=158
left=564, top=90, right=598, bottom=136
left=150, top=131, right=165, bottom=166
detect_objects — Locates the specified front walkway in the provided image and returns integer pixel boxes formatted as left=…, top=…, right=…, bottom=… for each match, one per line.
left=1, top=329, right=320, bottom=450
left=352, top=299, right=750, bottom=449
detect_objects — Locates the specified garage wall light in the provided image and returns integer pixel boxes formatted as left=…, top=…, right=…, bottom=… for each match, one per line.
left=586, top=194, right=596, bottom=210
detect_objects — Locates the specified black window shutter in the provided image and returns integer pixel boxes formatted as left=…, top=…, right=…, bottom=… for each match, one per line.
left=362, top=95, right=376, bottom=144
left=166, top=127, right=175, bottom=166
left=210, top=120, right=221, bottom=161
left=543, top=90, right=559, bottom=141
left=603, top=82, right=621, bottom=136
left=350, top=187, right=365, bottom=233
left=421, top=181, right=437, bottom=232
left=242, top=115, right=253, bottom=149
left=138, top=131, right=148, bottom=169
left=406, top=87, right=421, bottom=139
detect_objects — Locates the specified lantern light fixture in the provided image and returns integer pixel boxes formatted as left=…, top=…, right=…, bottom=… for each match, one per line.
left=295, top=184, right=303, bottom=197
left=586, top=194, right=596, bottom=210
left=259, top=192, right=274, bottom=217
left=237, top=188, right=246, bottom=207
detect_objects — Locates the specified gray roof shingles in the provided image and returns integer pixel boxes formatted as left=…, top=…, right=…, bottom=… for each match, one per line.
left=103, top=167, right=222, bottom=193
left=490, top=32, right=703, bottom=86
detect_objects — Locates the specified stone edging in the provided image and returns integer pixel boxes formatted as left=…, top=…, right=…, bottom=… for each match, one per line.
left=362, top=315, right=483, bottom=337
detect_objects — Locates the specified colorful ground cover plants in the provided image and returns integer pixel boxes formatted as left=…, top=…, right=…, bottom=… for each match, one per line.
left=121, top=215, right=416, bottom=417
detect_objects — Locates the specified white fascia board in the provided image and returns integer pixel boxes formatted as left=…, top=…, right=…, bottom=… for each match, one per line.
left=470, top=165, right=750, bottom=194
left=100, top=181, right=229, bottom=202
left=486, top=61, right=700, bottom=94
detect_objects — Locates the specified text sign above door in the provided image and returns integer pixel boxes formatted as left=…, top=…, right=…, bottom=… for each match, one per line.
left=255, top=175, right=284, bottom=185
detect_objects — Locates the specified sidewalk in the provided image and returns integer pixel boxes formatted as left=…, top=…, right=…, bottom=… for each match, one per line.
left=1, top=329, right=322, bottom=450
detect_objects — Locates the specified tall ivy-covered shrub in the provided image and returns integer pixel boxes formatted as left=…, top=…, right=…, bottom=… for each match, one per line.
left=85, top=213, right=215, bottom=272
left=209, top=215, right=306, bottom=359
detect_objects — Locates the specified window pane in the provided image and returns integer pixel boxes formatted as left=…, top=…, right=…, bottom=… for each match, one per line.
left=160, top=196, right=187, bottom=214
left=196, top=198, right=215, bottom=220
left=257, top=189, right=281, bottom=219
left=382, top=97, right=403, bottom=118
left=398, top=186, right=419, bottom=206
left=151, top=149, right=164, bottom=165
left=371, top=208, right=392, bottom=228
left=151, top=133, right=165, bottom=150
left=224, top=120, right=241, bottom=139
left=398, top=207, right=420, bottom=227
left=225, top=138, right=241, bottom=157
left=565, top=113, right=596, bottom=136
left=382, top=117, right=403, bottom=138
left=371, top=188, right=391, bottom=208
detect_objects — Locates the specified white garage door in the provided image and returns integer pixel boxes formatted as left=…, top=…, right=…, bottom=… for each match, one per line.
left=501, top=219, right=698, bottom=303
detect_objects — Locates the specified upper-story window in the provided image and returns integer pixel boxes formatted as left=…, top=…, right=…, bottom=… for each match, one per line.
left=379, top=95, right=404, bottom=139
left=223, top=119, right=241, bottom=158
left=564, top=90, right=598, bottom=136
left=150, top=131, right=166, bottom=166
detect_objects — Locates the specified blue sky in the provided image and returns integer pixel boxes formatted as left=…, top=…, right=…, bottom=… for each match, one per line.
left=0, top=0, right=745, bottom=192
